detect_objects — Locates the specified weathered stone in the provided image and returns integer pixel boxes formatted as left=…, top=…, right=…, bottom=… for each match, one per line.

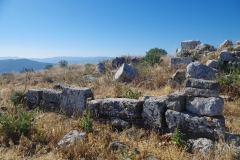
left=186, top=61, right=218, bottom=80
left=27, top=89, right=43, bottom=106
left=111, top=57, right=126, bottom=68
left=181, top=40, right=201, bottom=49
left=165, top=110, right=225, bottom=140
left=225, top=132, right=240, bottom=146
left=182, top=87, right=219, bottom=97
left=109, top=141, right=127, bottom=151
left=110, top=117, right=130, bottom=130
left=196, top=44, right=206, bottom=51
left=166, top=92, right=186, bottom=111
left=187, top=138, right=214, bottom=155
left=220, top=40, right=233, bottom=48
left=170, top=57, right=192, bottom=67
left=89, top=98, right=143, bottom=118
left=82, top=74, right=93, bottom=83
left=184, top=78, right=220, bottom=90
left=58, top=130, right=86, bottom=147
left=60, top=87, right=93, bottom=115
left=206, top=60, right=220, bottom=69
left=219, top=50, right=234, bottom=62
left=114, top=63, right=138, bottom=82
left=142, top=95, right=155, bottom=101
left=235, top=41, right=240, bottom=46
left=142, top=95, right=167, bottom=132
left=96, top=63, right=106, bottom=73
left=186, top=97, right=224, bottom=116
left=42, top=89, right=61, bottom=104
left=172, top=70, right=186, bottom=83
left=40, top=100, right=60, bottom=111
left=234, top=45, right=240, bottom=50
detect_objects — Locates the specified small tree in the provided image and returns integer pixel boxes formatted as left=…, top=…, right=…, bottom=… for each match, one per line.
left=142, top=48, right=167, bottom=66
left=45, top=64, right=53, bottom=70
left=59, top=60, right=68, bottom=67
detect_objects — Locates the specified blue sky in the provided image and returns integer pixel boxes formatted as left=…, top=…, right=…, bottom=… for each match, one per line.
left=0, top=0, right=240, bottom=58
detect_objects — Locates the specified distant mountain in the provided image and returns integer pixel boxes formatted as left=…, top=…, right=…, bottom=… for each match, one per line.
left=0, top=56, right=20, bottom=60
left=30, top=56, right=114, bottom=64
left=0, top=59, right=53, bottom=73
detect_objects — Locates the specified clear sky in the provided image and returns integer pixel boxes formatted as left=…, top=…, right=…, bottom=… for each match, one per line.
left=0, top=0, right=240, bottom=58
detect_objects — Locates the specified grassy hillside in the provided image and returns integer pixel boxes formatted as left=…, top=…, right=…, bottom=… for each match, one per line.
left=0, top=50, right=240, bottom=159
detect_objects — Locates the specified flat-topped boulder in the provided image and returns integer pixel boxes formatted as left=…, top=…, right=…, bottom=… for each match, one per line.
left=42, top=89, right=61, bottom=104
left=186, top=61, right=218, bottom=80
left=89, top=98, right=143, bottom=118
left=165, top=110, right=225, bottom=140
left=181, top=40, right=201, bottom=49
left=114, top=63, right=138, bottom=82
left=27, top=89, right=43, bottom=107
left=186, top=96, right=224, bottom=116
left=60, top=87, right=93, bottom=115
left=206, top=60, right=220, bottom=69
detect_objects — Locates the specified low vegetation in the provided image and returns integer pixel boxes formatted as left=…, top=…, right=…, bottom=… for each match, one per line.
left=0, top=47, right=240, bottom=159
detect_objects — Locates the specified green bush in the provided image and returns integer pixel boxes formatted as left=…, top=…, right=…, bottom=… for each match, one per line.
left=120, top=88, right=141, bottom=99
left=171, top=125, right=187, bottom=147
left=44, top=64, right=53, bottom=70
left=0, top=105, right=35, bottom=136
left=21, top=68, right=34, bottom=73
left=141, top=48, right=167, bottom=66
left=59, top=60, right=68, bottom=67
left=80, top=100, right=93, bottom=133
left=10, top=91, right=26, bottom=106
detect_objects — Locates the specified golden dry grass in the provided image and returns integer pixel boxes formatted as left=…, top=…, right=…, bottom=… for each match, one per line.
left=0, top=56, right=240, bottom=160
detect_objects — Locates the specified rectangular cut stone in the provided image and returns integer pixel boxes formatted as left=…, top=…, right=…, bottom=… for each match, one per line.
left=142, top=95, right=167, bottom=132
left=27, top=89, right=43, bottom=105
left=165, top=110, right=225, bottom=140
left=182, top=87, right=219, bottom=97
left=42, top=89, right=62, bottom=104
left=40, top=100, right=60, bottom=111
left=60, top=87, right=93, bottom=115
left=184, top=78, right=220, bottom=90
left=170, top=57, right=192, bottom=66
left=89, top=98, right=143, bottom=118
left=186, top=96, right=224, bottom=116
left=166, top=92, right=186, bottom=111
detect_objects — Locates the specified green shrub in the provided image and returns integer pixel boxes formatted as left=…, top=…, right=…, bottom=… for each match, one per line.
left=171, top=125, right=187, bottom=147
left=59, top=60, right=68, bottom=67
left=80, top=100, right=93, bottom=133
left=21, top=68, right=34, bottom=73
left=10, top=91, right=26, bottom=106
left=141, top=48, right=167, bottom=66
left=120, top=88, right=141, bottom=99
left=44, top=64, right=53, bottom=70
left=0, top=105, right=35, bottom=136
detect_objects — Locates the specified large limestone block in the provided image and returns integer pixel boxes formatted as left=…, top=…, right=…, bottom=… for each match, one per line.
left=96, top=63, right=106, bottom=73
left=166, top=92, right=186, bottom=111
left=170, top=57, right=192, bottom=66
left=165, top=110, right=225, bottom=140
left=142, top=95, right=167, bottom=131
left=184, top=78, right=220, bottom=90
left=220, top=40, right=233, bottom=48
left=40, top=100, right=60, bottom=111
left=60, top=87, right=93, bottom=114
left=89, top=98, right=143, bottom=118
left=186, top=97, right=224, bottom=116
left=114, top=63, right=138, bottom=82
left=27, top=89, right=43, bottom=105
left=42, top=89, right=61, bottom=104
left=206, top=60, right=220, bottom=69
left=182, top=87, right=219, bottom=97
left=186, top=61, right=218, bottom=80
left=187, top=138, right=214, bottom=155
left=181, top=40, right=201, bottom=49
left=219, top=50, right=234, bottom=62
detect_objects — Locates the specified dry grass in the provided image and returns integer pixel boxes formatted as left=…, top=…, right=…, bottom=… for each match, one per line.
left=0, top=56, right=240, bottom=159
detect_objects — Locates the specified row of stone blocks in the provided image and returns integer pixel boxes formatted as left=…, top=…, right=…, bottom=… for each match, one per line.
left=27, top=78, right=225, bottom=140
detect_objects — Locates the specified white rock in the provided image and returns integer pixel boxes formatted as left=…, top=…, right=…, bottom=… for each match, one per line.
left=58, top=130, right=86, bottom=147
left=181, top=40, right=201, bottom=49
left=114, top=63, right=138, bottom=82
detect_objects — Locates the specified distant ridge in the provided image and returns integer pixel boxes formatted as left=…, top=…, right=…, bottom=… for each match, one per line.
left=0, top=59, right=53, bottom=73
left=30, top=56, right=113, bottom=64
